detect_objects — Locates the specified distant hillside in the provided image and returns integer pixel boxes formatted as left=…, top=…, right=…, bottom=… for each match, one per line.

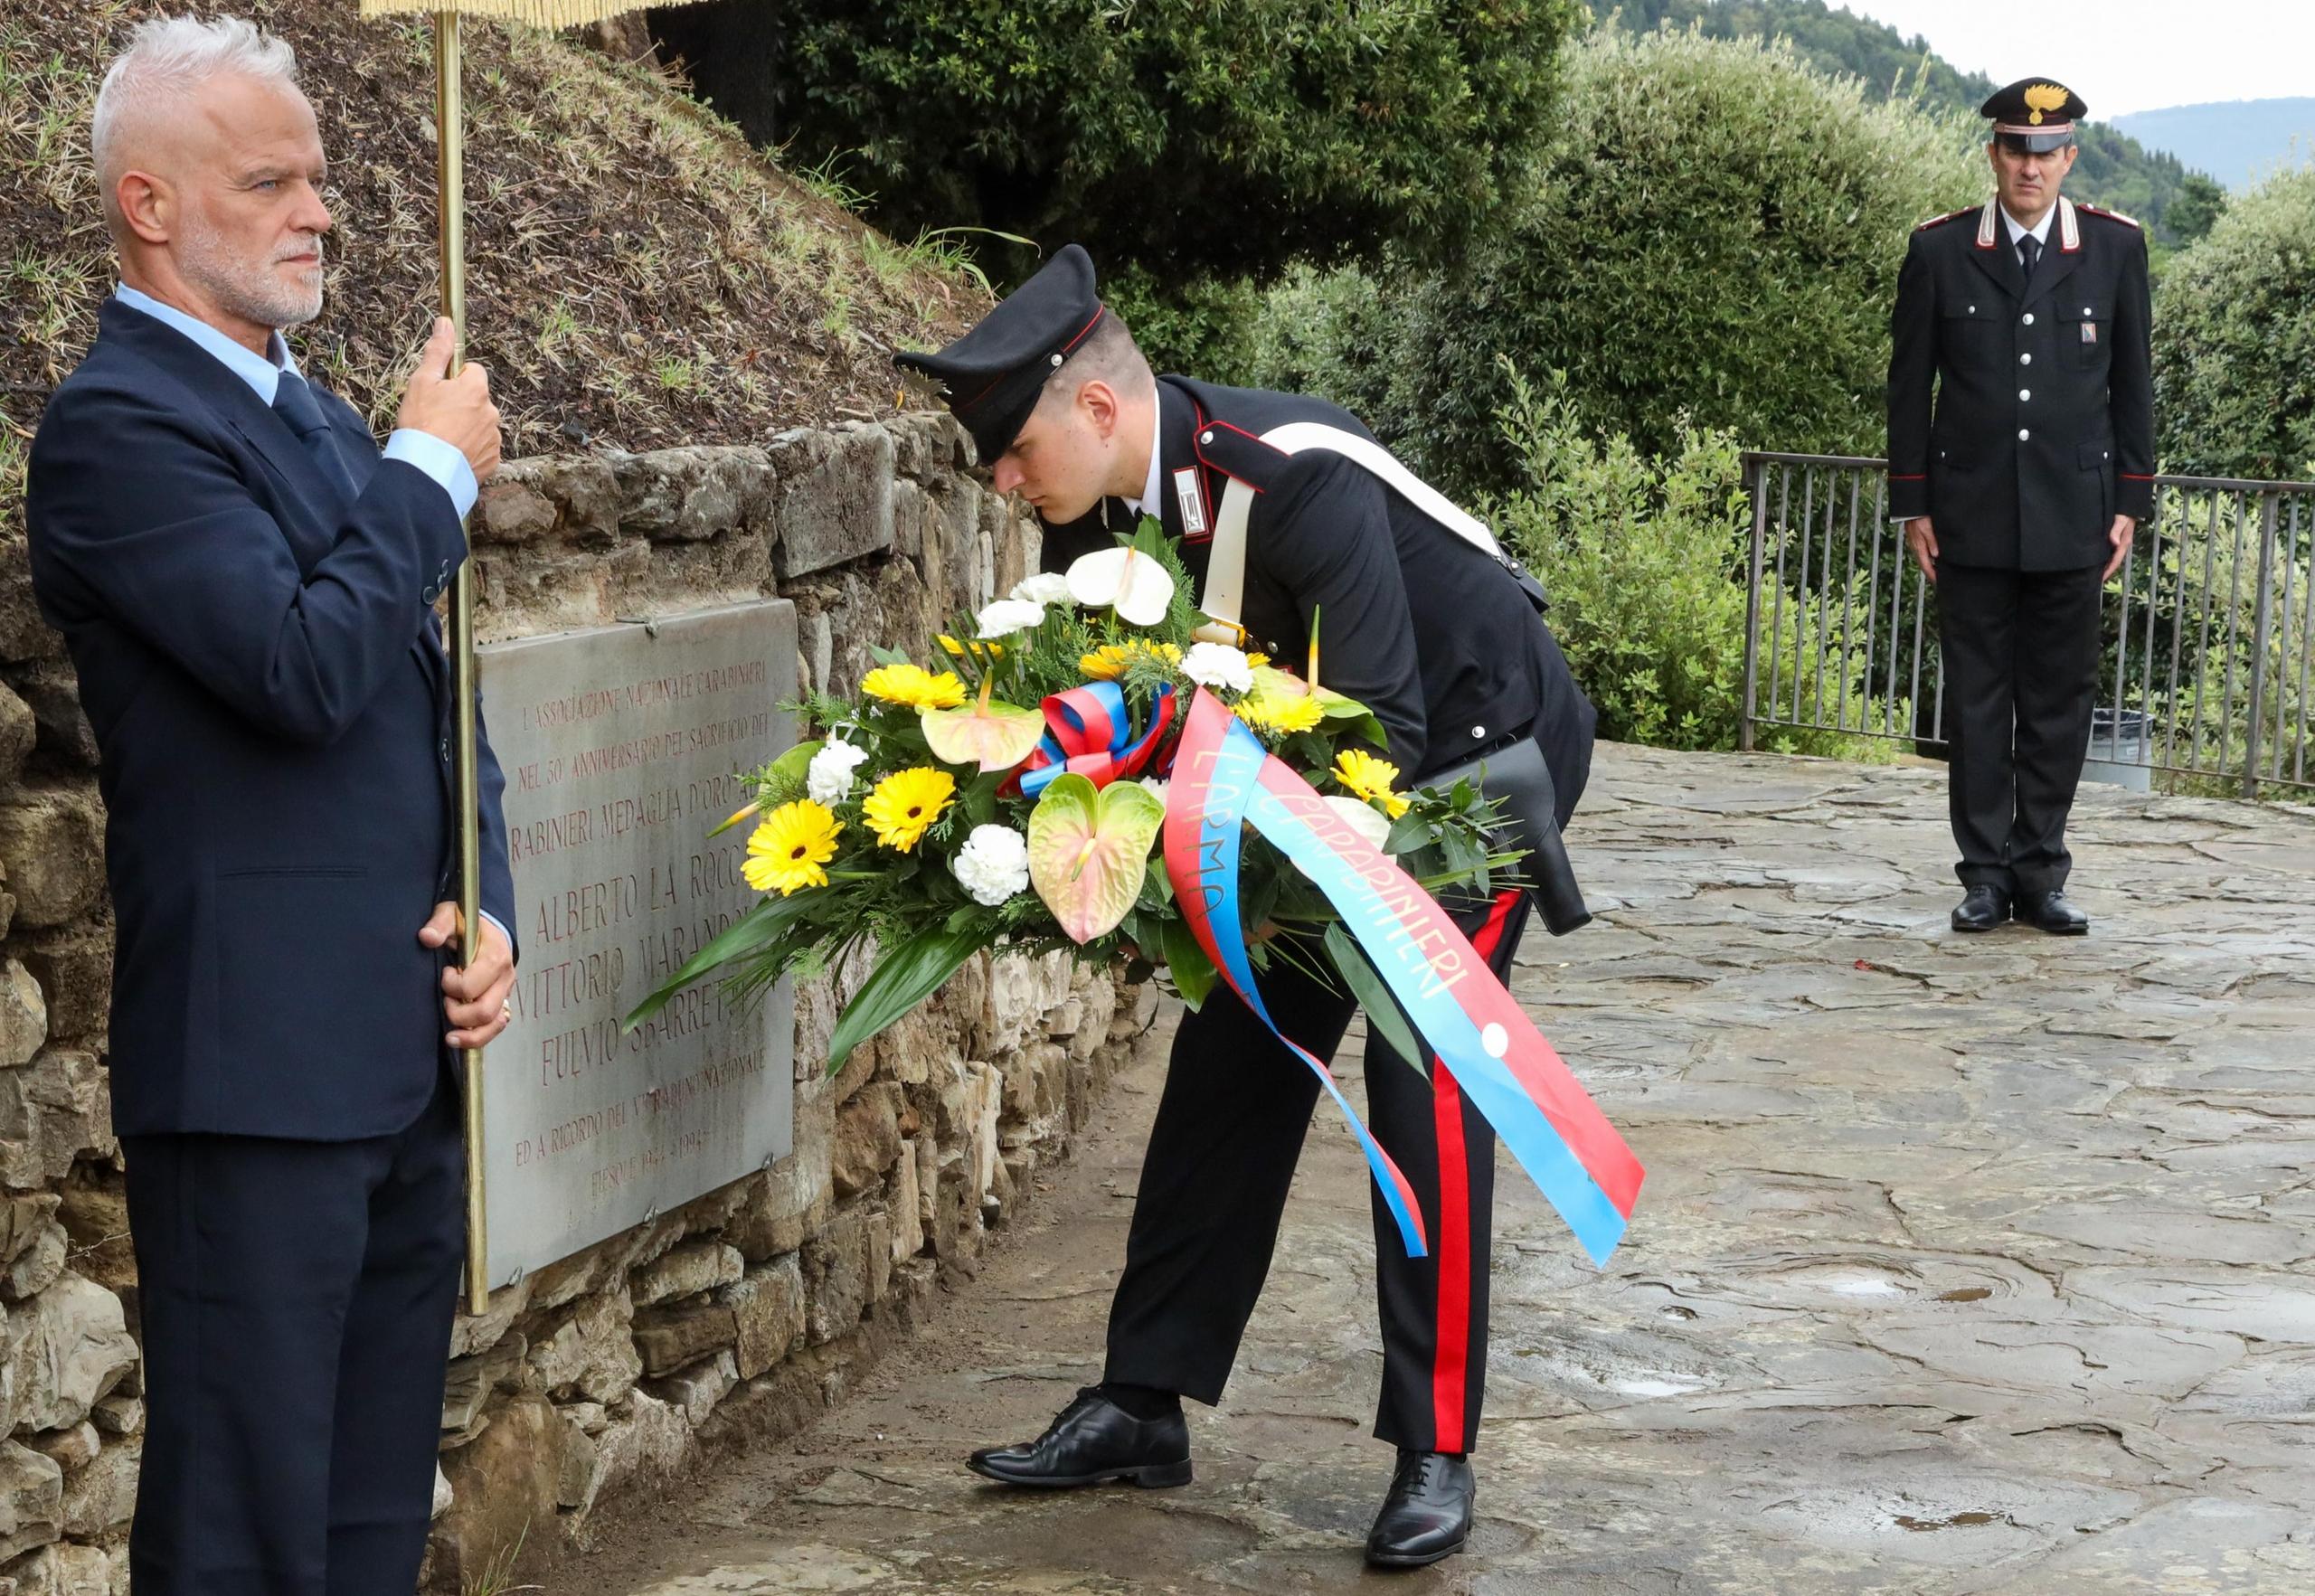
left=2114, top=98, right=2315, bottom=192
left=1593, top=0, right=2206, bottom=244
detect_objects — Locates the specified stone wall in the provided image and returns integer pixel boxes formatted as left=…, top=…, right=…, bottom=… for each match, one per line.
left=0, top=411, right=1152, bottom=1591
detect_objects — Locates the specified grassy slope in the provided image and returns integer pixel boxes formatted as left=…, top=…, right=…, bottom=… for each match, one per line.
left=0, top=0, right=989, bottom=540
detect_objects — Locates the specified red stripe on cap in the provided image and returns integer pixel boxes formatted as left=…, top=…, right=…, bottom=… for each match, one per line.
left=956, top=303, right=1109, bottom=414
left=1060, top=303, right=1107, bottom=354
left=1431, top=886, right=1521, bottom=1452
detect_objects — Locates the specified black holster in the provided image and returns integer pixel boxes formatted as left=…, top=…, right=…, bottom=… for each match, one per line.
left=1430, top=735, right=1592, bottom=937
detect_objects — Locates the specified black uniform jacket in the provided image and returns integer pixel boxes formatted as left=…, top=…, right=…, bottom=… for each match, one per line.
left=1042, top=376, right=1595, bottom=797
left=1885, top=196, right=2155, bottom=571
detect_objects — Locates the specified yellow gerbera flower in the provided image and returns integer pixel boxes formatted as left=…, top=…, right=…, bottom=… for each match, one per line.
left=742, top=800, right=843, bottom=896
left=1238, top=691, right=1324, bottom=735
left=937, top=635, right=1004, bottom=660
left=863, top=767, right=956, bottom=852
left=1078, top=640, right=1185, bottom=680
left=862, top=663, right=967, bottom=710
left=1335, top=748, right=1411, bottom=818
left=1245, top=652, right=1271, bottom=668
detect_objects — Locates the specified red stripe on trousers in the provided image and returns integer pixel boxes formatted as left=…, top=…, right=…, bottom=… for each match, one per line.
left=1432, top=887, right=1520, bottom=1452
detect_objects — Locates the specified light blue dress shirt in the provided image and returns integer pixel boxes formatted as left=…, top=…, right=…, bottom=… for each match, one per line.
left=113, top=287, right=509, bottom=958
left=112, top=286, right=478, bottom=518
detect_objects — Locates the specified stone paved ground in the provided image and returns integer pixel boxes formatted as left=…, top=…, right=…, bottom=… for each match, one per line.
left=584, top=744, right=2315, bottom=1595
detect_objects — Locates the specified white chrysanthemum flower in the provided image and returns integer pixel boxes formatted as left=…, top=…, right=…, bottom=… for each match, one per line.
left=975, top=597, right=1047, bottom=639
left=1009, top=571, right=1072, bottom=606
left=1182, top=640, right=1254, bottom=694
left=1319, top=795, right=1393, bottom=853
left=805, top=738, right=871, bottom=807
left=952, top=824, right=1033, bottom=907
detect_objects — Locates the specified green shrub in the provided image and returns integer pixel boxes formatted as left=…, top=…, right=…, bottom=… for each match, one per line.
left=652, top=0, right=1582, bottom=290
left=1491, top=364, right=1898, bottom=757
left=1253, top=25, right=1984, bottom=497
left=2154, top=165, right=2315, bottom=481
left=1100, top=265, right=1266, bottom=387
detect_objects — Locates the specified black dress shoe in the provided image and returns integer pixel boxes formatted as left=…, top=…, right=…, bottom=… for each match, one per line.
left=1365, top=1449, right=1475, bottom=1569
left=2017, top=890, right=2090, bottom=935
left=967, top=1387, right=1191, bottom=1488
left=1951, top=884, right=2012, bottom=932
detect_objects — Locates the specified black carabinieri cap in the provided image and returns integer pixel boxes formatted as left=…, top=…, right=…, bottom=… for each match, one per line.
left=1980, top=78, right=2088, bottom=154
left=893, top=243, right=1108, bottom=467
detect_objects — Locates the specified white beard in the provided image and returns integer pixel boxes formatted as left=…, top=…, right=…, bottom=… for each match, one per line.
left=178, top=214, right=325, bottom=332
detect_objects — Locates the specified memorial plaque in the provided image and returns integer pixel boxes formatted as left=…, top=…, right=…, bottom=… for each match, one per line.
left=477, top=601, right=798, bottom=1284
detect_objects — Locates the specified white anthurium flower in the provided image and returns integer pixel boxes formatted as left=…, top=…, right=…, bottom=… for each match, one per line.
left=952, top=824, right=1033, bottom=907
left=975, top=597, right=1047, bottom=639
left=1318, top=794, right=1393, bottom=853
left=1009, top=571, right=1072, bottom=606
left=1182, top=640, right=1254, bottom=694
left=1064, top=545, right=1176, bottom=626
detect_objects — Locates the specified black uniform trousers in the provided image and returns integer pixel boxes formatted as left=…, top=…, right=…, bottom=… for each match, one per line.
left=122, top=1068, right=465, bottom=1595
left=1105, top=886, right=1529, bottom=1454
left=1936, top=558, right=2106, bottom=897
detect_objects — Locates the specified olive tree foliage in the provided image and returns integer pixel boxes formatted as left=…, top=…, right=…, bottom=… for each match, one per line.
left=2154, top=165, right=2315, bottom=481
left=648, top=0, right=1583, bottom=306
left=1249, top=25, right=1986, bottom=496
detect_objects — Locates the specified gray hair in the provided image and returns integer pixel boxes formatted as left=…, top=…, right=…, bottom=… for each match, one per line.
left=91, top=15, right=300, bottom=213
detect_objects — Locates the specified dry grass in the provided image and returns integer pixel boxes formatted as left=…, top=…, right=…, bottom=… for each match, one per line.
left=0, top=0, right=992, bottom=537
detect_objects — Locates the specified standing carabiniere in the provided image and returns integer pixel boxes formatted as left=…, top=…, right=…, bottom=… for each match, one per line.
left=1887, top=76, right=2154, bottom=936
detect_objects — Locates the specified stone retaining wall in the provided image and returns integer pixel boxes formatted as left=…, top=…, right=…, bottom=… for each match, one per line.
left=0, top=411, right=1152, bottom=1592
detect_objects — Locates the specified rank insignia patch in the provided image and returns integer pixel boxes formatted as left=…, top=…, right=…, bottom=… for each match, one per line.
left=2082, top=321, right=2098, bottom=345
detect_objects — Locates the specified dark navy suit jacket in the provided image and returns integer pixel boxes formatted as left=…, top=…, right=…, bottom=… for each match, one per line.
left=26, top=300, right=515, bottom=1140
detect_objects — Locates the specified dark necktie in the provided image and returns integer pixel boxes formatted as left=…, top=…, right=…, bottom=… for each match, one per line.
left=2017, top=232, right=2042, bottom=284
left=272, top=370, right=357, bottom=502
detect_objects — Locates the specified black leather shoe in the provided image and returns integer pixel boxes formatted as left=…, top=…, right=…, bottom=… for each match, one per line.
left=967, top=1388, right=1191, bottom=1488
left=2017, top=890, right=2090, bottom=935
left=1365, top=1449, right=1475, bottom=1569
left=1951, top=885, right=2012, bottom=932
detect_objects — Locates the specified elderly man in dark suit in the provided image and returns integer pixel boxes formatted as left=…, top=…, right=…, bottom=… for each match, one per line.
left=26, top=16, right=515, bottom=1591
left=1887, top=77, right=2155, bottom=937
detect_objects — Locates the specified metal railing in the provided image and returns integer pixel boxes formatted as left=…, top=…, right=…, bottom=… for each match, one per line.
left=1740, top=452, right=2315, bottom=798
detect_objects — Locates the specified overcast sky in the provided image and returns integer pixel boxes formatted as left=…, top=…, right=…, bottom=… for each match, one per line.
left=1836, top=1, right=2314, bottom=118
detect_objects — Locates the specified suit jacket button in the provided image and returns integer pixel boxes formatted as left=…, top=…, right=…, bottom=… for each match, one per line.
left=421, top=585, right=438, bottom=605
left=2018, top=389, right=2031, bottom=401
left=2023, top=313, right=2036, bottom=326
left=2018, top=429, right=2031, bottom=441
left=439, top=738, right=451, bottom=761
left=1470, top=724, right=1487, bottom=739
left=2019, top=353, right=2032, bottom=365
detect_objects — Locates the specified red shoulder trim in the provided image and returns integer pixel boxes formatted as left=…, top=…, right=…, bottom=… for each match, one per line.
left=1913, top=208, right=1974, bottom=231
left=1189, top=416, right=1287, bottom=493
left=2077, top=203, right=2142, bottom=230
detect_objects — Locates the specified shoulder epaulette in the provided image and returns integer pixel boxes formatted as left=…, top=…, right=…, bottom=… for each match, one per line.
left=1914, top=208, right=1975, bottom=231
left=2077, top=203, right=2141, bottom=230
left=1190, top=416, right=1291, bottom=493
